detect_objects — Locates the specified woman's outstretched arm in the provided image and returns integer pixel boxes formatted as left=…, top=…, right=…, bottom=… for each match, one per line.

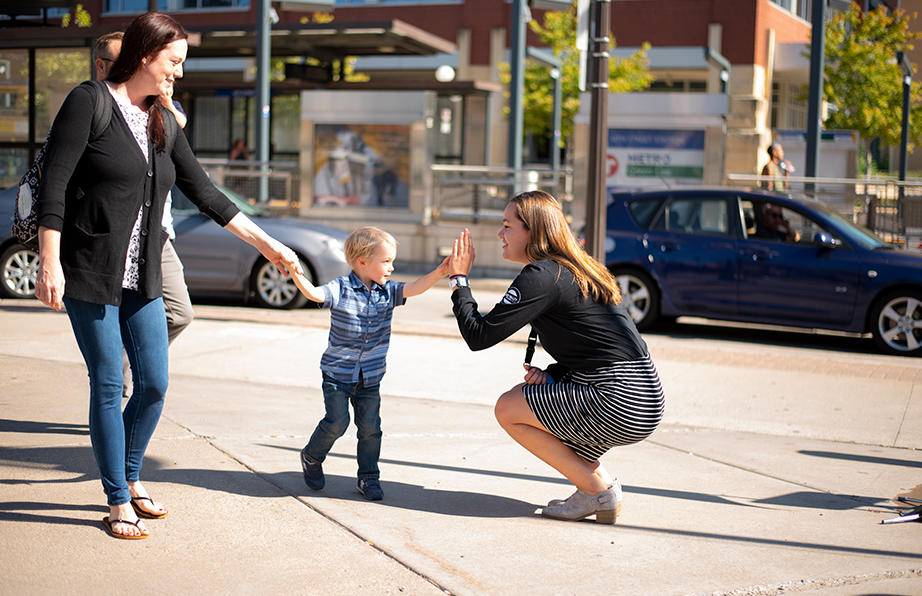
left=448, top=229, right=555, bottom=351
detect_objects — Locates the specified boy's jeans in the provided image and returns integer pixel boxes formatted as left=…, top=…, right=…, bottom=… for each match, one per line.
left=63, top=291, right=169, bottom=506
left=304, top=373, right=382, bottom=479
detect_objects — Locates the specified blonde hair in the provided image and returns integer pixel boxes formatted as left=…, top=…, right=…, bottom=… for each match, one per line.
left=509, top=190, right=621, bottom=305
left=344, top=226, right=396, bottom=269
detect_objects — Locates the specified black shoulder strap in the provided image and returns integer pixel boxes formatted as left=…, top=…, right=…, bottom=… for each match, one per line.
left=85, top=80, right=112, bottom=142
left=161, top=106, right=178, bottom=152
left=524, top=326, right=538, bottom=367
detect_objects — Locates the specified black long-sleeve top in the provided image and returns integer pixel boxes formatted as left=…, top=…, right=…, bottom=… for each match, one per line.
left=451, top=259, right=649, bottom=369
left=37, top=81, right=239, bottom=306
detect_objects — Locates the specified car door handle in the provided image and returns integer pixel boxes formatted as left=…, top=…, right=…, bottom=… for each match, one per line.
left=751, top=249, right=771, bottom=262
left=659, top=241, right=678, bottom=252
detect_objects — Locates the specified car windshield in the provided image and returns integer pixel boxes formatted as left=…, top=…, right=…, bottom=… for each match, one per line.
left=172, top=183, right=266, bottom=217
left=806, top=200, right=888, bottom=249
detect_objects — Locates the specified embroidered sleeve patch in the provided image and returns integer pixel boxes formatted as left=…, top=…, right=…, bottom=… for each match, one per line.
left=501, top=286, right=521, bottom=304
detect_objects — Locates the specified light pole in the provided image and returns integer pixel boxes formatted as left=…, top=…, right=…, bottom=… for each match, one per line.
left=255, top=0, right=274, bottom=203
left=585, top=0, right=610, bottom=262
left=804, top=0, right=826, bottom=195
left=897, top=50, right=912, bottom=205
left=507, top=0, right=527, bottom=172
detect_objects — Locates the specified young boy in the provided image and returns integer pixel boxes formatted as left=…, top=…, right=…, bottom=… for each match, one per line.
left=285, top=227, right=449, bottom=500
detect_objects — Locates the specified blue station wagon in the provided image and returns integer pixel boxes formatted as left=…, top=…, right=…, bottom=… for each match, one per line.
left=603, top=187, right=922, bottom=356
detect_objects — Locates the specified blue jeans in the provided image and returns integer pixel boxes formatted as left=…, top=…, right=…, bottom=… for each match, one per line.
left=304, top=373, right=382, bottom=479
left=64, top=290, right=169, bottom=506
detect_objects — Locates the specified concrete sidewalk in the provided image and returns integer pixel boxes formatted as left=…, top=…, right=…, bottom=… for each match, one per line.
left=1, top=296, right=921, bottom=595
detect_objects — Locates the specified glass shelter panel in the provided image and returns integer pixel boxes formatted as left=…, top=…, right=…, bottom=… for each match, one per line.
left=0, top=50, right=29, bottom=144
left=35, top=48, right=90, bottom=142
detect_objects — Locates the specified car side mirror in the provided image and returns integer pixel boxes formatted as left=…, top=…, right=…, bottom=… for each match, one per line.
left=813, top=232, right=841, bottom=249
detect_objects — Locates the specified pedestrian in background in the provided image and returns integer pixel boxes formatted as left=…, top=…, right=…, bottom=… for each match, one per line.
left=761, top=142, right=793, bottom=191
left=35, top=12, right=301, bottom=539
left=447, top=191, right=665, bottom=524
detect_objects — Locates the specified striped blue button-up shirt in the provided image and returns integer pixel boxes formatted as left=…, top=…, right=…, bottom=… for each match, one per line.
left=320, top=272, right=406, bottom=385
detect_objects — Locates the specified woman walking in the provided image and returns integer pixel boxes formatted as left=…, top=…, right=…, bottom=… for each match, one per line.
left=35, top=12, right=300, bottom=539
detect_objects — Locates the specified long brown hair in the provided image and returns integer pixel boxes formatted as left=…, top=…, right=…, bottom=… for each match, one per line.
left=106, top=12, right=187, bottom=153
left=510, top=190, right=621, bottom=305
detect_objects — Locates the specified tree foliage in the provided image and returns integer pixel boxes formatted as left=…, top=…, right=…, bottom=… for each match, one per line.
left=60, top=3, right=92, bottom=28
left=819, top=4, right=922, bottom=150
left=500, top=2, right=652, bottom=145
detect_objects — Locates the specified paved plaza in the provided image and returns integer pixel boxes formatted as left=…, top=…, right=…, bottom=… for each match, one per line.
left=1, top=283, right=920, bottom=595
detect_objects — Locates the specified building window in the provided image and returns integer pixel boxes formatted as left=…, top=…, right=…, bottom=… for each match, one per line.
left=785, top=83, right=807, bottom=130
left=770, top=0, right=812, bottom=20
left=104, top=0, right=250, bottom=13
left=648, top=80, right=707, bottom=93
left=334, top=0, right=456, bottom=5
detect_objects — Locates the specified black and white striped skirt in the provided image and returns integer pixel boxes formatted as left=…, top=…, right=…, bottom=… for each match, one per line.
left=522, top=356, right=665, bottom=462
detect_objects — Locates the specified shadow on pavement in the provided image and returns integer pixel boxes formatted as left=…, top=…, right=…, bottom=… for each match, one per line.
left=274, top=446, right=763, bottom=510
left=0, top=418, right=88, bottom=437
left=650, top=320, right=876, bottom=356
left=753, top=491, right=889, bottom=510
left=0, top=501, right=107, bottom=529
left=798, top=449, right=922, bottom=468
left=614, top=524, right=922, bottom=560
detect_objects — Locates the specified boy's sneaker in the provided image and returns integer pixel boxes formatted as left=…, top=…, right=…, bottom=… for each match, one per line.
left=300, top=448, right=324, bottom=491
left=357, top=477, right=383, bottom=501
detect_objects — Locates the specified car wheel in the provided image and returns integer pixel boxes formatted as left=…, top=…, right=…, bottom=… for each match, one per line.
left=869, top=290, right=922, bottom=356
left=612, top=268, right=659, bottom=330
left=0, top=244, right=39, bottom=299
left=250, top=256, right=310, bottom=309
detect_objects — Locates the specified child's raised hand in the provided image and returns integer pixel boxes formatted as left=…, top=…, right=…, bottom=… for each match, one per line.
left=436, top=254, right=452, bottom=276
left=283, top=257, right=304, bottom=279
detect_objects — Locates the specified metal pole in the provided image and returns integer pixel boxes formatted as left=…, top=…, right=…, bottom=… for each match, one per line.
left=507, top=0, right=526, bottom=173
left=551, top=68, right=562, bottom=172
left=585, top=0, right=610, bottom=262
left=255, top=0, right=272, bottom=203
left=804, top=0, right=826, bottom=194
left=899, top=64, right=911, bottom=205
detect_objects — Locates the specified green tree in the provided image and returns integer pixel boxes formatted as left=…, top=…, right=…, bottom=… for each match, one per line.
left=60, top=3, right=92, bottom=28
left=500, top=2, right=652, bottom=148
left=818, top=4, right=922, bottom=166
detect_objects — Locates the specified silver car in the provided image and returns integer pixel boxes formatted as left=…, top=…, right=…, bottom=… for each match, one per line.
left=1, top=184, right=350, bottom=308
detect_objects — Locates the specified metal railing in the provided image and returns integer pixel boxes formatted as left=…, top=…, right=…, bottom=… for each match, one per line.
left=727, top=173, right=922, bottom=246
left=428, top=165, right=573, bottom=224
left=198, top=158, right=300, bottom=211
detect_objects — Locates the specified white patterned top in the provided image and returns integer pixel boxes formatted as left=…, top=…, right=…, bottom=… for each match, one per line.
left=106, top=82, right=149, bottom=291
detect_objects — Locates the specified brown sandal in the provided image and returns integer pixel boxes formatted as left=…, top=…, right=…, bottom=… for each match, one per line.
left=130, top=496, right=168, bottom=519
left=103, top=516, right=149, bottom=540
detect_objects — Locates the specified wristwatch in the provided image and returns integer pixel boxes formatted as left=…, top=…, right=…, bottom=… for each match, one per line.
left=449, top=275, right=470, bottom=290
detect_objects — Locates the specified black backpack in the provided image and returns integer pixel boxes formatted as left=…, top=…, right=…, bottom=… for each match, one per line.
left=12, top=80, right=112, bottom=250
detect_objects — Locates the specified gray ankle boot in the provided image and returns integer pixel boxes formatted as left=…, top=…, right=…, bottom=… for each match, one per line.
left=547, top=479, right=622, bottom=507
left=542, top=481, right=623, bottom=524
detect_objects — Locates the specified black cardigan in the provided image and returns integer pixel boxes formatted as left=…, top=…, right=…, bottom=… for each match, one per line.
left=37, top=81, right=239, bottom=306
